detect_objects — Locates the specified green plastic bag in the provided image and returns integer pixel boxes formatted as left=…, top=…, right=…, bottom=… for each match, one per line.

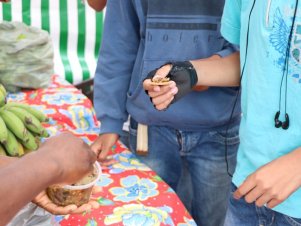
left=0, top=21, right=53, bottom=92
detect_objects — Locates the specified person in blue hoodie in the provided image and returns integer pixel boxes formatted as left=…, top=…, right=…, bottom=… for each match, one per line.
left=92, top=1, right=240, bottom=225
left=144, top=0, right=301, bottom=225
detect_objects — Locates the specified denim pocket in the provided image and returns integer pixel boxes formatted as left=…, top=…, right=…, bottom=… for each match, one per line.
left=284, top=215, right=301, bottom=226
left=209, top=123, right=240, bottom=146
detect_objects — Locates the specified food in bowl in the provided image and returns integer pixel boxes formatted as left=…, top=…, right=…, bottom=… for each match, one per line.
left=46, top=162, right=101, bottom=207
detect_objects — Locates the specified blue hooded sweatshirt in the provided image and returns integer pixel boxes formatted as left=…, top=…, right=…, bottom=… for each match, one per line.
left=94, top=0, right=240, bottom=135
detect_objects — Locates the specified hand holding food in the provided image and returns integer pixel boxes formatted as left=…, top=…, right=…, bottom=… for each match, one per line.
left=38, top=132, right=97, bottom=185
left=146, top=61, right=198, bottom=102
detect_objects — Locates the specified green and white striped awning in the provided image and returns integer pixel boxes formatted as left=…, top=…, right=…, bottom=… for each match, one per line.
left=0, top=0, right=103, bottom=84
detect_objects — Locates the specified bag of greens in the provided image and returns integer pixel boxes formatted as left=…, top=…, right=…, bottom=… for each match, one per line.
left=0, top=21, right=53, bottom=92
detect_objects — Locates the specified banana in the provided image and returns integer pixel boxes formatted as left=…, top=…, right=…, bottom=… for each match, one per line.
left=6, top=107, right=46, bottom=136
left=19, top=131, right=38, bottom=151
left=0, top=109, right=29, bottom=142
left=5, top=102, right=48, bottom=122
left=17, top=142, right=24, bottom=156
left=0, top=115, right=8, bottom=144
left=3, top=130, right=20, bottom=157
left=23, top=148, right=33, bottom=155
left=39, top=127, right=49, bottom=138
left=0, top=84, right=7, bottom=97
left=0, top=144, right=7, bottom=156
left=0, top=90, right=5, bottom=108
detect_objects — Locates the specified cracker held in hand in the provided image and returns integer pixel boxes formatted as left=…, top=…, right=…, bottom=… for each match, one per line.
left=150, top=77, right=171, bottom=86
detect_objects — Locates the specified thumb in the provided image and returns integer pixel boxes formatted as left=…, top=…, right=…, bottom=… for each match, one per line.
left=143, top=78, right=155, bottom=91
left=153, top=64, right=172, bottom=79
left=90, top=139, right=102, bottom=156
left=98, top=143, right=111, bottom=161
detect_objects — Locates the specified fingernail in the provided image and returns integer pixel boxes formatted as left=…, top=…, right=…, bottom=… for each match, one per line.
left=170, top=87, right=178, bottom=94
left=169, top=82, right=176, bottom=88
left=233, top=192, right=240, bottom=199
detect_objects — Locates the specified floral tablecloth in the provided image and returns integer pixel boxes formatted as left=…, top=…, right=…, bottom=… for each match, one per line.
left=8, top=75, right=196, bottom=226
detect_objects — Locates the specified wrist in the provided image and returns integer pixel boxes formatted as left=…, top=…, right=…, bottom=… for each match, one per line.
left=169, top=61, right=198, bottom=88
left=32, top=150, right=63, bottom=185
left=291, top=147, right=301, bottom=185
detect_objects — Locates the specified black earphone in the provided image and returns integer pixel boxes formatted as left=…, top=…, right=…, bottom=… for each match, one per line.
left=273, top=0, right=298, bottom=130
left=274, top=111, right=290, bottom=130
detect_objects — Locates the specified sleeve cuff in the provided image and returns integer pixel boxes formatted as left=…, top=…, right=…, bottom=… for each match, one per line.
left=99, top=117, right=124, bottom=136
left=215, top=45, right=239, bottom=58
left=221, top=21, right=241, bottom=46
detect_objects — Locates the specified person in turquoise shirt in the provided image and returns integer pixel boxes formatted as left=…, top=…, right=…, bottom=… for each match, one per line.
left=144, top=0, right=301, bottom=224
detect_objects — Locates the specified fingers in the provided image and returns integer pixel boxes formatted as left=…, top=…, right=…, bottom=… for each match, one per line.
left=46, top=204, right=78, bottom=215
left=70, top=203, right=92, bottom=214
left=99, top=156, right=117, bottom=166
left=91, top=138, right=108, bottom=160
left=90, top=138, right=102, bottom=156
left=143, top=64, right=173, bottom=93
left=148, top=81, right=176, bottom=98
left=156, top=64, right=172, bottom=76
left=71, top=200, right=100, bottom=214
left=97, top=146, right=111, bottom=161
left=146, top=81, right=177, bottom=111
left=33, top=192, right=77, bottom=215
left=89, top=201, right=100, bottom=209
left=255, top=193, right=272, bottom=207
left=143, top=79, right=161, bottom=92
left=156, top=96, right=174, bottom=111
left=266, top=199, right=281, bottom=209
left=243, top=186, right=263, bottom=204
left=92, top=185, right=103, bottom=194
left=234, top=177, right=284, bottom=209
left=233, top=176, right=256, bottom=200
left=152, top=87, right=177, bottom=106
left=91, top=134, right=118, bottom=161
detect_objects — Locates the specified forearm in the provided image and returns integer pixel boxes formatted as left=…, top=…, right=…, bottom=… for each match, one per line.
left=87, top=0, right=106, bottom=11
left=0, top=156, right=17, bottom=168
left=288, top=147, right=301, bottom=179
left=191, top=51, right=240, bottom=87
left=0, top=151, right=59, bottom=225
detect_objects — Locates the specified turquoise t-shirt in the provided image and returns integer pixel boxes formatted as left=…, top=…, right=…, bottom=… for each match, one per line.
left=221, top=0, right=301, bottom=218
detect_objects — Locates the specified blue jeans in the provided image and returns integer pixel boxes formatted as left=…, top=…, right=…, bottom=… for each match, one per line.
left=225, top=183, right=301, bottom=226
left=126, top=118, right=240, bottom=226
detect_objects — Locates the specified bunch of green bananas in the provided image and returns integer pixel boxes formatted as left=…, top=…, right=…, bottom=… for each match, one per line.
left=0, top=84, right=49, bottom=157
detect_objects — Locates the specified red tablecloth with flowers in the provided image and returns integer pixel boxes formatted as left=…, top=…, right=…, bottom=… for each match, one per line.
left=8, top=75, right=196, bottom=226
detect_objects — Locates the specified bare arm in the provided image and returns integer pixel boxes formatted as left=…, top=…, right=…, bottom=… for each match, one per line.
left=191, top=51, right=240, bottom=87
left=0, top=151, right=60, bottom=225
left=0, top=156, right=17, bottom=168
left=87, top=0, right=106, bottom=11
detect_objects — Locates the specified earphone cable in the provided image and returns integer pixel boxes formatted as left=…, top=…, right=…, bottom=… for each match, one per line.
left=225, top=0, right=256, bottom=177
left=283, top=0, right=298, bottom=115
